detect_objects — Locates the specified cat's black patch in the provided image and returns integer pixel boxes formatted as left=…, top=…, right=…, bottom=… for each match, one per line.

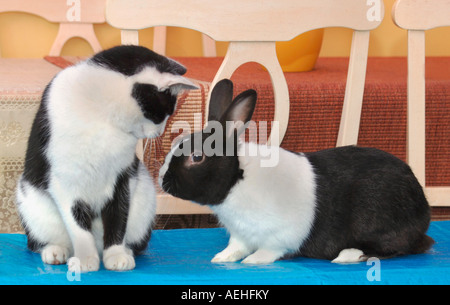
left=22, top=84, right=52, bottom=190
left=132, top=83, right=177, bottom=124
left=16, top=182, right=48, bottom=252
left=90, top=45, right=186, bottom=76
left=27, top=235, right=47, bottom=253
left=72, top=200, right=95, bottom=231
left=127, top=226, right=152, bottom=256
left=102, top=157, right=140, bottom=249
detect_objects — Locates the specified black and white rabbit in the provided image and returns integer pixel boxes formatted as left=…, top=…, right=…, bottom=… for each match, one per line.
left=16, top=45, right=197, bottom=272
left=159, top=79, right=434, bottom=264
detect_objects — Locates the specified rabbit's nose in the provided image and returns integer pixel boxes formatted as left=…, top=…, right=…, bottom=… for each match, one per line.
left=158, top=118, right=169, bottom=136
left=158, top=163, right=169, bottom=188
left=158, top=175, right=163, bottom=188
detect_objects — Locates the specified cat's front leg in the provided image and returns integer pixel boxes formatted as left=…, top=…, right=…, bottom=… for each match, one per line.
left=50, top=178, right=101, bottom=271
left=60, top=200, right=100, bottom=272
left=103, top=244, right=135, bottom=271
left=101, top=179, right=135, bottom=271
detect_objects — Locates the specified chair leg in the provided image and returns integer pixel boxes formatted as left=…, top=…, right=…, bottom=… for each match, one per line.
left=207, top=41, right=289, bottom=146
left=49, top=23, right=102, bottom=56
left=336, top=30, right=370, bottom=147
left=407, top=30, right=426, bottom=186
left=426, top=187, right=450, bottom=207
left=263, top=51, right=290, bottom=147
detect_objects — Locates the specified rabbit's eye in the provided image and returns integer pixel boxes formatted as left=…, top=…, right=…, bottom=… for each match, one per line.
left=191, top=152, right=205, bottom=163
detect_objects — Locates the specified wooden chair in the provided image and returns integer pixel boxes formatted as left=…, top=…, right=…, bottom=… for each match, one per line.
left=153, top=26, right=216, bottom=57
left=393, top=0, right=450, bottom=206
left=0, top=0, right=105, bottom=56
left=106, top=0, right=384, bottom=147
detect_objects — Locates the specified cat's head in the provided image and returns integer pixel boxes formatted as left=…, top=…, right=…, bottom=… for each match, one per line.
left=84, top=45, right=198, bottom=139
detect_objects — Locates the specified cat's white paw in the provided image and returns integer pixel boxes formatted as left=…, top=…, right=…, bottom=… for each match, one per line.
left=41, top=245, right=70, bottom=265
left=104, top=253, right=135, bottom=271
left=67, top=255, right=100, bottom=272
left=103, top=245, right=135, bottom=271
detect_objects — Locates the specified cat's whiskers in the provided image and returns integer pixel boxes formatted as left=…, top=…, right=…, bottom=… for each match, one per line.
left=143, top=136, right=175, bottom=230
left=142, top=138, right=151, bottom=163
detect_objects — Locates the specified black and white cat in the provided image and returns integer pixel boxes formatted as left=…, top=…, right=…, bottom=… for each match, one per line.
left=15, top=45, right=197, bottom=272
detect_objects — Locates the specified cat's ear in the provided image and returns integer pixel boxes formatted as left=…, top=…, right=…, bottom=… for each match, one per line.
left=165, top=75, right=199, bottom=95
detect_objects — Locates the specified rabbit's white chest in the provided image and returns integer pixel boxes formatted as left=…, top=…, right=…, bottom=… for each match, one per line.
left=212, top=201, right=268, bottom=248
left=211, top=147, right=318, bottom=253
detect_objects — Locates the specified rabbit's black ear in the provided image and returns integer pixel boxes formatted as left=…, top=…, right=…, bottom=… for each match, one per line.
left=222, top=89, right=257, bottom=124
left=208, top=79, right=234, bottom=122
left=221, top=89, right=257, bottom=138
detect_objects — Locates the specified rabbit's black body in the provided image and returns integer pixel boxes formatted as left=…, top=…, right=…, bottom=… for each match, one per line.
left=299, top=146, right=433, bottom=260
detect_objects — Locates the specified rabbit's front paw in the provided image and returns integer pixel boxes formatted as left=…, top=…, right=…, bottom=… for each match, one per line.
left=212, top=237, right=253, bottom=263
left=212, top=249, right=247, bottom=263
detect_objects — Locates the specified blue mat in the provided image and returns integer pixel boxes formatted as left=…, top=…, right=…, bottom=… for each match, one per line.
left=1, top=221, right=450, bottom=285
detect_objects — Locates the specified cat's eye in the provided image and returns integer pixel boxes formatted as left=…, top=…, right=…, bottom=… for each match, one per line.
left=190, top=152, right=205, bottom=163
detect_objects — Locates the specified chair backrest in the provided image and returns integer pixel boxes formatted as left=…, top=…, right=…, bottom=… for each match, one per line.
left=0, top=0, right=105, bottom=56
left=106, top=0, right=384, bottom=146
left=393, top=0, right=450, bottom=31
left=153, top=26, right=216, bottom=57
left=392, top=0, right=450, bottom=206
left=107, top=0, right=382, bottom=41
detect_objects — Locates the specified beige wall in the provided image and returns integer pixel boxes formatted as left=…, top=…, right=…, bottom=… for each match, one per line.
left=1, top=0, right=450, bottom=58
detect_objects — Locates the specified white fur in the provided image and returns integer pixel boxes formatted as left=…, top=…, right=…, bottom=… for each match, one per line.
left=158, top=137, right=189, bottom=186
left=211, top=236, right=253, bottom=263
left=16, top=179, right=72, bottom=252
left=103, top=244, right=135, bottom=271
left=16, top=58, right=189, bottom=271
left=41, top=245, right=70, bottom=265
left=125, top=163, right=157, bottom=246
left=68, top=255, right=100, bottom=273
left=211, top=142, right=317, bottom=264
left=331, top=248, right=365, bottom=263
